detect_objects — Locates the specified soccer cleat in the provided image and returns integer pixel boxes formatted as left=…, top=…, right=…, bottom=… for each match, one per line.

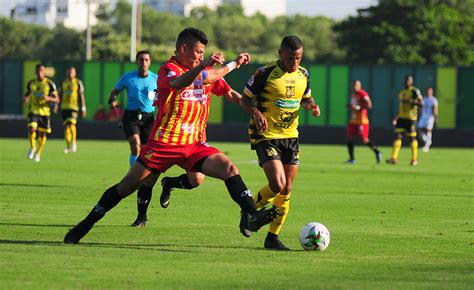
left=34, top=154, right=41, bottom=162
left=376, top=152, right=382, bottom=163
left=264, top=237, right=290, bottom=251
left=410, top=160, right=418, bottom=166
left=239, top=206, right=279, bottom=237
left=131, top=215, right=147, bottom=227
left=64, top=147, right=70, bottom=154
left=345, top=159, right=356, bottom=165
left=27, top=149, right=35, bottom=160
left=422, top=146, right=430, bottom=153
left=239, top=211, right=253, bottom=237
left=386, top=158, right=397, bottom=165
left=159, top=177, right=173, bottom=208
left=63, top=222, right=92, bottom=244
left=71, top=142, right=77, bottom=153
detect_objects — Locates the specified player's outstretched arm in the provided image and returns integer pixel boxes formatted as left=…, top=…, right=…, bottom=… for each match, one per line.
left=301, top=98, right=320, bottom=117
left=171, top=52, right=225, bottom=90
left=204, top=53, right=250, bottom=84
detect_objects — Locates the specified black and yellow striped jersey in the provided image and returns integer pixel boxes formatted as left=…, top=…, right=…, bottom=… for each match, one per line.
left=60, top=77, right=84, bottom=111
left=243, top=61, right=312, bottom=147
left=398, top=85, right=422, bottom=120
left=25, top=78, right=57, bottom=116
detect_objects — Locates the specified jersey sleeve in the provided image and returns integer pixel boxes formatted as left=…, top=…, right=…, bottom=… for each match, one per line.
left=302, top=69, right=312, bottom=99
left=211, top=78, right=231, bottom=96
left=412, top=87, right=422, bottom=100
left=243, top=66, right=270, bottom=99
left=25, top=80, right=33, bottom=95
left=114, top=74, right=126, bottom=91
left=47, top=79, right=57, bottom=93
left=78, top=79, right=85, bottom=93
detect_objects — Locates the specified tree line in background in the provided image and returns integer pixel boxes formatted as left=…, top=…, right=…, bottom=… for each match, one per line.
left=1, top=0, right=473, bottom=65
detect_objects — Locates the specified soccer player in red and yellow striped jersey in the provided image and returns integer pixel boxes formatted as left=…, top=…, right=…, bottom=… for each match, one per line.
left=64, top=28, right=278, bottom=244
left=345, top=80, right=381, bottom=164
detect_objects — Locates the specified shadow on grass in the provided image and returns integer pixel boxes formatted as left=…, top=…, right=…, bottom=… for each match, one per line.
left=0, top=182, right=67, bottom=188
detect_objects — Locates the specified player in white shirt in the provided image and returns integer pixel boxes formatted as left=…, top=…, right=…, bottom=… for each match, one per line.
left=417, top=87, right=438, bottom=152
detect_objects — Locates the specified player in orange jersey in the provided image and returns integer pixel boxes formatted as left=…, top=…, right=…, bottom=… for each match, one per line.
left=64, top=28, right=278, bottom=244
left=345, top=80, right=381, bottom=164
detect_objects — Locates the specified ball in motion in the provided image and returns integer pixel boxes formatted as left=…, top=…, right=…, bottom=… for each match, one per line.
left=299, top=222, right=330, bottom=251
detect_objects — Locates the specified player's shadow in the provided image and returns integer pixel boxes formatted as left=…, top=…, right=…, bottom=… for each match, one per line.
left=0, top=182, right=67, bottom=188
left=0, top=239, right=196, bottom=253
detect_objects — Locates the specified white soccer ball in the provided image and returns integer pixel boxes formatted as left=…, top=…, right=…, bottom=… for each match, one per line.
left=299, top=222, right=331, bottom=251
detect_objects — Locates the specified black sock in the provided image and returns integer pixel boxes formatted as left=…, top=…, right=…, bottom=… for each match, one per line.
left=347, top=142, right=355, bottom=160
left=82, top=184, right=123, bottom=227
left=266, top=232, right=278, bottom=240
left=137, top=185, right=153, bottom=218
left=366, top=141, right=380, bottom=154
left=224, top=175, right=256, bottom=214
left=166, top=174, right=197, bottom=190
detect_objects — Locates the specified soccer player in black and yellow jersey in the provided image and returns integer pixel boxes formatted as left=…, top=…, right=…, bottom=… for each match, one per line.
left=241, top=36, right=321, bottom=250
left=23, top=64, right=59, bottom=162
left=387, top=75, right=423, bottom=166
left=57, top=66, right=86, bottom=153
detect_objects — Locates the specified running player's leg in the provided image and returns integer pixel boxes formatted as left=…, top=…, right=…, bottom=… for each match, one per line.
left=361, top=125, right=381, bottom=163
left=27, top=113, right=37, bottom=159
left=64, top=162, right=155, bottom=244
left=159, top=171, right=205, bottom=208
left=199, top=152, right=278, bottom=236
left=345, top=124, right=356, bottom=164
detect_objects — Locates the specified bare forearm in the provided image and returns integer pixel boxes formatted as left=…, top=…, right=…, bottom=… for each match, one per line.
left=171, top=63, right=206, bottom=89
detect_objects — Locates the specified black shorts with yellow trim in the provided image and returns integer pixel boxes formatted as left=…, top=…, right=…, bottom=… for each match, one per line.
left=27, top=113, right=52, bottom=134
left=255, top=138, right=300, bottom=167
left=395, top=118, right=417, bottom=137
left=61, top=109, right=78, bottom=125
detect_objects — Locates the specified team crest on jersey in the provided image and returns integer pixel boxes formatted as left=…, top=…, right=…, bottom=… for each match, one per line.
left=285, top=86, right=296, bottom=98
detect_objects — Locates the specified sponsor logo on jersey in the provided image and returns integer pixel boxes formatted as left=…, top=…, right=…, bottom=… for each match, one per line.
left=180, top=88, right=208, bottom=103
left=180, top=123, right=196, bottom=134
left=275, top=99, right=299, bottom=109
left=167, top=70, right=176, bottom=78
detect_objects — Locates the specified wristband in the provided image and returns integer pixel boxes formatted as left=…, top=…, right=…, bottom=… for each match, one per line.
left=225, top=61, right=237, bottom=72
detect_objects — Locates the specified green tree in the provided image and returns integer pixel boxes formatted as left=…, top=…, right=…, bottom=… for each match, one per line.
left=336, top=1, right=474, bottom=65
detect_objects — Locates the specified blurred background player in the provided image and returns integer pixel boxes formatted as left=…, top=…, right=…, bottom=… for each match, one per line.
left=23, top=64, right=59, bottom=162
left=418, top=87, right=438, bottom=152
left=345, top=80, right=381, bottom=164
left=56, top=66, right=86, bottom=153
left=240, top=35, right=320, bottom=250
left=387, top=75, right=423, bottom=166
left=107, top=50, right=158, bottom=227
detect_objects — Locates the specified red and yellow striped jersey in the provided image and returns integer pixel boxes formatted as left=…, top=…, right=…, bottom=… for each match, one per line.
left=151, top=57, right=229, bottom=146
left=349, top=89, right=370, bottom=125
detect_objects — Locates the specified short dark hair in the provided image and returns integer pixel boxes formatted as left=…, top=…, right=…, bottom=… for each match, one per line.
left=35, top=63, right=45, bottom=70
left=136, top=50, right=151, bottom=60
left=280, top=35, right=303, bottom=50
left=176, top=27, right=208, bottom=50
left=66, top=65, right=76, bottom=70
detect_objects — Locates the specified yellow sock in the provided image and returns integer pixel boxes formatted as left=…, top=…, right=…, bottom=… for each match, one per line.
left=411, top=140, right=418, bottom=161
left=65, top=126, right=72, bottom=147
left=254, top=185, right=278, bottom=209
left=391, top=139, right=402, bottom=160
left=36, top=134, right=47, bottom=156
left=71, top=124, right=77, bottom=144
left=28, top=131, right=37, bottom=150
left=269, top=193, right=291, bottom=235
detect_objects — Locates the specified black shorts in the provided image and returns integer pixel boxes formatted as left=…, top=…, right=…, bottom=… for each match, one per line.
left=255, top=138, right=300, bottom=167
left=27, top=113, right=51, bottom=133
left=61, top=109, right=78, bottom=125
left=395, top=118, right=417, bottom=137
left=122, top=109, right=155, bottom=143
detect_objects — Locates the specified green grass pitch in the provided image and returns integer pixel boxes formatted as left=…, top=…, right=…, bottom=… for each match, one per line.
left=0, top=138, right=473, bottom=289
